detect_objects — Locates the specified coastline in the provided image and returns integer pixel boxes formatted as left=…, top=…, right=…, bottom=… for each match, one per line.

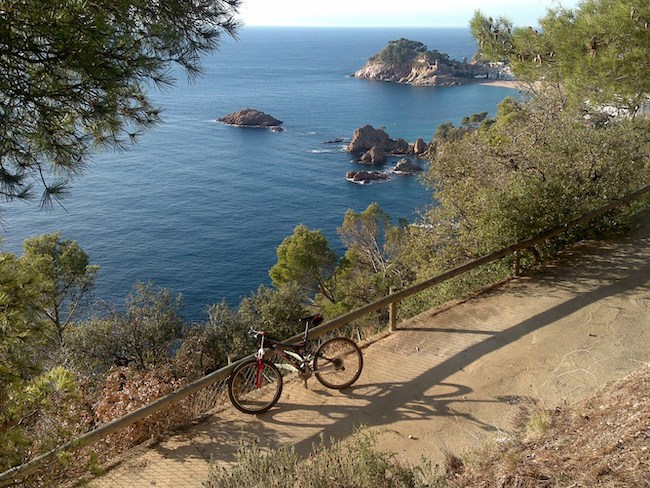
left=353, top=73, right=530, bottom=91
left=478, top=79, right=530, bottom=91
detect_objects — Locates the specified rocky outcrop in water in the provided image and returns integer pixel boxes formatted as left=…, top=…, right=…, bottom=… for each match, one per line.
left=360, top=146, right=386, bottom=164
left=346, top=125, right=428, bottom=182
left=348, top=125, right=409, bottom=156
left=346, top=170, right=389, bottom=184
left=391, top=158, right=422, bottom=174
left=413, top=138, right=428, bottom=155
left=219, top=108, right=283, bottom=128
left=347, top=125, right=429, bottom=164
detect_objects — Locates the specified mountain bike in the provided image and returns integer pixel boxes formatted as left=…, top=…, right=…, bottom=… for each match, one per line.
left=227, top=313, right=363, bottom=414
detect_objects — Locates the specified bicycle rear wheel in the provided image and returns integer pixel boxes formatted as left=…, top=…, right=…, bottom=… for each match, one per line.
left=314, top=337, right=363, bottom=389
left=228, top=358, right=283, bottom=414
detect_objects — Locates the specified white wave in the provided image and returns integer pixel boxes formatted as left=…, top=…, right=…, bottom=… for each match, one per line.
left=346, top=178, right=369, bottom=185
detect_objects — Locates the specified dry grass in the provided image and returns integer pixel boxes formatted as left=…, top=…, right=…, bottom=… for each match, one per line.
left=443, top=366, right=650, bottom=487
left=205, top=431, right=432, bottom=488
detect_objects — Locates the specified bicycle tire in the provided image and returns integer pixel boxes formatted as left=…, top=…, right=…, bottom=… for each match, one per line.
left=313, top=337, right=363, bottom=389
left=228, top=358, right=283, bottom=414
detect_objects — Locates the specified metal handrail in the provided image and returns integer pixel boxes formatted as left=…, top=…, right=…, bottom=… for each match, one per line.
left=1, top=183, right=648, bottom=486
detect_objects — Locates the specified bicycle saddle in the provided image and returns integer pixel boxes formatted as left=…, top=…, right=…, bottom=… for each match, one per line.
left=299, top=313, right=323, bottom=326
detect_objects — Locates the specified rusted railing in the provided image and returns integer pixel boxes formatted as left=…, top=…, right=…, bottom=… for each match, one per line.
left=1, top=183, right=648, bottom=486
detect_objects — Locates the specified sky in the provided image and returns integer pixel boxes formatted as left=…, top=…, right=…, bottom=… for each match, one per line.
left=239, top=0, right=582, bottom=28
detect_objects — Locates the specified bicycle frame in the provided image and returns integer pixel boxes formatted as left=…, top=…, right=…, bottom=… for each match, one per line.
left=256, top=320, right=321, bottom=383
left=266, top=341, right=314, bottom=378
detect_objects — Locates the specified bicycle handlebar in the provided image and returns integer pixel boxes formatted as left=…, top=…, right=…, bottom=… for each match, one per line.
left=248, top=313, right=323, bottom=341
left=248, top=328, right=263, bottom=338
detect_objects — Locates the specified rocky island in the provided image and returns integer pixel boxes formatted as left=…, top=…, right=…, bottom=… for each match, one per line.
left=218, top=108, right=283, bottom=129
left=353, top=38, right=492, bottom=87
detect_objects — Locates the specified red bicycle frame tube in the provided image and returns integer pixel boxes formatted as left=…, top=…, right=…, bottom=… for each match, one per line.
left=255, top=357, right=264, bottom=388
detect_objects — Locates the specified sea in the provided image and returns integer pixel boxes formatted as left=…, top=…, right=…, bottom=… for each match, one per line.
left=1, top=27, right=517, bottom=322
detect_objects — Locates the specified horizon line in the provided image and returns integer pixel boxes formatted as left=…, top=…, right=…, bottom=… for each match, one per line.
left=240, top=24, right=472, bottom=29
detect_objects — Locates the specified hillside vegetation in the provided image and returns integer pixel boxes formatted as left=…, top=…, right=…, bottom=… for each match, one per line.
left=370, top=38, right=455, bottom=67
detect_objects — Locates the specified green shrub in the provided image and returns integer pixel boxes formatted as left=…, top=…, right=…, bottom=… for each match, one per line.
left=205, top=432, right=437, bottom=488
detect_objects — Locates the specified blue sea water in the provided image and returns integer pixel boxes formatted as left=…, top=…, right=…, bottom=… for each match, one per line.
left=1, top=27, right=516, bottom=322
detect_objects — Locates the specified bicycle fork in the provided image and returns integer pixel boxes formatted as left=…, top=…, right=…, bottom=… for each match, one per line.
left=255, top=339, right=266, bottom=388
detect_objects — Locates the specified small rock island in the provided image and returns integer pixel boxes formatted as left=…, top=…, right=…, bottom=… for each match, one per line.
left=353, top=38, right=491, bottom=86
left=218, top=108, right=283, bottom=129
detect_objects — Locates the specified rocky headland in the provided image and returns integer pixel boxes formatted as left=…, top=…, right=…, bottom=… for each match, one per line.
left=353, top=38, right=497, bottom=87
left=218, top=108, right=283, bottom=129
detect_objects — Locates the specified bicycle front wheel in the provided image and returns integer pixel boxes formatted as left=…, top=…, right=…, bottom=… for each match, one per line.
left=314, top=337, right=363, bottom=389
left=228, top=358, right=283, bottom=414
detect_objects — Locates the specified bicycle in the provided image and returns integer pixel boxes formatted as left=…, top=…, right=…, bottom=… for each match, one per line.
left=227, top=313, right=363, bottom=414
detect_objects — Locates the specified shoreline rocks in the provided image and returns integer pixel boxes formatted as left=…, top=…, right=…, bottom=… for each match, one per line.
left=347, top=125, right=428, bottom=162
left=218, top=108, right=283, bottom=128
left=348, top=125, right=409, bottom=155
left=391, top=158, right=422, bottom=174
left=413, top=138, right=427, bottom=155
left=345, top=125, right=428, bottom=183
left=346, top=170, right=389, bottom=184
